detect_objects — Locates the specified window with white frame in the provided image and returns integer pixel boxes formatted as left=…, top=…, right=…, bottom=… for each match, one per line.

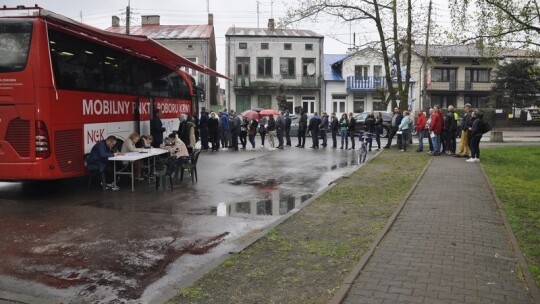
left=353, top=94, right=365, bottom=113
left=354, top=65, right=369, bottom=77
left=372, top=98, right=385, bottom=111
left=332, top=94, right=347, bottom=114
left=466, top=69, right=490, bottom=82
left=286, top=96, right=294, bottom=113
left=302, top=96, right=315, bottom=113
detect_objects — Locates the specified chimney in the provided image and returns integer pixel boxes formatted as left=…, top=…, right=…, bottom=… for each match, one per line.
left=268, top=18, right=275, bottom=31
left=208, top=13, right=213, bottom=25
left=112, top=16, right=120, bottom=27
left=141, top=15, right=160, bottom=26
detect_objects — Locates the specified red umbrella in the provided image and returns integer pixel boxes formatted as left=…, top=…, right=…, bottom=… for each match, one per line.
left=241, top=110, right=262, bottom=120
left=259, top=109, right=281, bottom=116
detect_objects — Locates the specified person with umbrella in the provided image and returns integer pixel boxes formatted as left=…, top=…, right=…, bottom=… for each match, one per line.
left=248, top=118, right=258, bottom=149
left=240, top=115, right=249, bottom=149
left=266, top=114, right=277, bottom=150
left=259, top=116, right=267, bottom=149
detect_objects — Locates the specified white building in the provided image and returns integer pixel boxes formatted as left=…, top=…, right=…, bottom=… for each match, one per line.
left=323, top=47, right=415, bottom=116
left=225, top=19, right=324, bottom=114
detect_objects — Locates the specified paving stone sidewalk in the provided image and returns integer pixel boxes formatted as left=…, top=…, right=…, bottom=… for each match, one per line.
left=343, top=156, right=535, bottom=304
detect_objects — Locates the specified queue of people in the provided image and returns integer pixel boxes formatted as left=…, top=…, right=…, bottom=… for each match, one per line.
left=414, top=103, right=487, bottom=163
left=88, top=105, right=488, bottom=191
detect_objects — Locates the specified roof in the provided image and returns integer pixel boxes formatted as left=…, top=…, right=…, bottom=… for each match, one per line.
left=324, top=54, right=346, bottom=81
left=105, top=25, right=213, bottom=40
left=411, top=44, right=535, bottom=59
left=226, top=27, right=323, bottom=38
left=33, top=9, right=228, bottom=79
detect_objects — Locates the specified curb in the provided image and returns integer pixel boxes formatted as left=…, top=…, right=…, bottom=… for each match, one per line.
left=479, top=164, right=540, bottom=303
left=327, top=157, right=433, bottom=304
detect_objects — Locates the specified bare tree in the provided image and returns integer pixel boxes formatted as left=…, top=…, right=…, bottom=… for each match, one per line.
left=282, top=0, right=415, bottom=110
left=449, top=0, right=540, bottom=49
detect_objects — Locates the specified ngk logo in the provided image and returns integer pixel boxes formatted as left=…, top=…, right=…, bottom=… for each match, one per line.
left=87, top=129, right=105, bottom=144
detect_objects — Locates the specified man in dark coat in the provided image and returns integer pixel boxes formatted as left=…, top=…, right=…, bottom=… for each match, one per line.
left=309, top=112, right=321, bottom=149
left=276, top=111, right=285, bottom=149
left=150, top=109, right=166, bottom=148
left=284, top=111, right=292, bottom=146
left=320, top=112, right=329, bottom=147
left=384, top=107, right=403, bottom=149
left=208, top=112, right=220, bottom=151
left=87, top=135, right=120, bottom=190
left=199, top=107, right=209, bottom=150
left=296, top=109, right=308, bottom=148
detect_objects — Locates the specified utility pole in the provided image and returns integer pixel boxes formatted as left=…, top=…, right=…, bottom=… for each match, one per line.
left=79, top=11, right=82, bottom=22
left=271, top=0, right=274, bottom=18
left=125, top=0, right=131, bottom=35
left=257, top=1, right=260, bottom=28
left=421, top=0, right=432, bottom=111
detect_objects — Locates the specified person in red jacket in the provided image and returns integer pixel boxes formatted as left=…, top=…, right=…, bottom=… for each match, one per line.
left=429, top=105, right=444, bottom=155
left=415, top=110, right=427, bottom=152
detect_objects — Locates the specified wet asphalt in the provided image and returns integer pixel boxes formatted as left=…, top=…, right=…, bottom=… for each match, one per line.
left=0, top=136, right=387, bottom=303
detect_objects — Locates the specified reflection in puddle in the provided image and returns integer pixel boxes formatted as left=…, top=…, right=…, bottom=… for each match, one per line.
left=188, top=192, right=312, bottom=218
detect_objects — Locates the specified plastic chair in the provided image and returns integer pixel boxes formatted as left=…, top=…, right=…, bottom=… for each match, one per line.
left=84, top=153, right=106, bottom=191
left=179, top=149, right=201, bottom=184
left=152, top=155, right=177, bottom=191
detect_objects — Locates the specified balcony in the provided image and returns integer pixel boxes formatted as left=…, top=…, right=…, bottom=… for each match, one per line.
left=233, top=74, right=321, bottom=90
left=346, top=76, right=386, bottom=93
left=427, top=81, right=492, bottom=92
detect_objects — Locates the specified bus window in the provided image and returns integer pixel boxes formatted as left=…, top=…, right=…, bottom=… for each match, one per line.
left=103, top=51, right=133, bottom=94
left=0, top=19, right=32, bottom=72
left=49, top=29, right=105, bottom=92
left=169, top=73, right=191, bottom=99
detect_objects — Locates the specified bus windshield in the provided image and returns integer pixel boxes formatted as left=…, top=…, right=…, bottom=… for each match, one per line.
left=0, top=19, right=32, bottom=72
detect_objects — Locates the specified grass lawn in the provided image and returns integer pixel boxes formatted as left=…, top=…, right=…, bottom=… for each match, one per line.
left=169, top=148, right=429, bottom=304
left=481, top=146, right=540, bottom=288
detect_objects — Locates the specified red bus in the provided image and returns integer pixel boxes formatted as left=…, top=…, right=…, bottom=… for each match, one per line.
left=0, top=6, right=227, bottom=181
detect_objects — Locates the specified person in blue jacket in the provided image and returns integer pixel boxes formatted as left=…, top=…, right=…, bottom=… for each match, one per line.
left=87, top=135, right=121, bottom=190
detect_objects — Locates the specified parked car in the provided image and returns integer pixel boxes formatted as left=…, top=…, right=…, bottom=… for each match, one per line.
left=289, top=114, right=328, bottom=138
left=353, top=111, right=392, bottom=138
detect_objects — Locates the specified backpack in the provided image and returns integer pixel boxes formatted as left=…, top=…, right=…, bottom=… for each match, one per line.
left=482, top=121, right=492, bottom=134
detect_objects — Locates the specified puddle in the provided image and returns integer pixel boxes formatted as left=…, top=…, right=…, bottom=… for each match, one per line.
left=188, top=193, right=313, bottom=218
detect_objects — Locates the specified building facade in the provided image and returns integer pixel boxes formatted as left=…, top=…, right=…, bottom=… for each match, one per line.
left=324, top=48, right=415, bottom=116
left=105, top=14, right=218, bottom=110
left=408, top=43, right=532, bottom=111
left=225, top=19, right=324, bottom=114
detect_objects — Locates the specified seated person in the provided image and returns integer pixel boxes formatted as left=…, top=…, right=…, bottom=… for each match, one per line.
left=136, top=135, right=153, bottom=149
left=166, top=133, right=189, bottom=158
left=87, top=135, right=121, bottom=190
left=121, top=132, right=143, bottom=180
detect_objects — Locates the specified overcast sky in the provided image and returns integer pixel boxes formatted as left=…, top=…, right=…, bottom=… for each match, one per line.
left=3, top=0, right=452, bottom=76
